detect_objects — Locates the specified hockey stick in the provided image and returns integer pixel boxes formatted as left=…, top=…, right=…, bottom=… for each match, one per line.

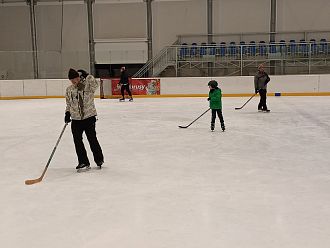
left=235, top=92, right=258, bottom=110
left=25, top=123, right=68, bottom=185
left=178, top=108, right=210, bottom=128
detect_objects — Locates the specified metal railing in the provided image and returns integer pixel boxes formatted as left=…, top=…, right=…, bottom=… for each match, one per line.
left=177, top=30, right=330, bottom=46
left=133, top=41, right=330, bottom=77
left=133, top=46, right=177, bottom=78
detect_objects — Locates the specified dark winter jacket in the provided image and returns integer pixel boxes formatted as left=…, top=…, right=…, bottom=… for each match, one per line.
left=119, top=70, right=129, bottom=85
left=209, top=87, right=222, bottom=109
left=65, top=75, right=98, bottom=120
left=254, top=71, right=270, bottom=91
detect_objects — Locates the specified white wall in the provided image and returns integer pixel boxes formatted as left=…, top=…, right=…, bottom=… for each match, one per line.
left=213, top=0, right=270, bottom=34
left=153, top=0, right=206, bottom=53
left=277, top=0, right=330, bottom=32
left=95, top=39, right=148, bottom=64
left=0, top=3, right=89, bottom=79
left=0, top=6, right=31, bottom=51
left=1, top=0, right=330, bottom=79
left=94, top=2, right=146, bottom=39
left=1, top=74, right=330, bottom=99
left=36, top=4, right=89, bottom=78
left=0, top=6, right=33, bottom=79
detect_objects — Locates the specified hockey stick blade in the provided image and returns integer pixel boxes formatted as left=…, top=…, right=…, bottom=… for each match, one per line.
left=234, top=93, right=258, bottom=110
left=25, top=178, right=42, bottom=185
left=178, top=108, right=210, bottom=129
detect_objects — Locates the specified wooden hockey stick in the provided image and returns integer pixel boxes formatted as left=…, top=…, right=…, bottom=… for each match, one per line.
left=235, top=92, right=258, bottom=110
left=25, top=123, right=68, bottom=185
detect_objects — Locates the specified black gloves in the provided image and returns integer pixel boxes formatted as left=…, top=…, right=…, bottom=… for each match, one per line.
left=77, top=82, right=85, bottom=91
left=255, top=89, right=259, bottom=94
left=65, top=111, right=71, bottom=123
left=207, top=97, right=210, bottom=101
left=77, top=69, right=89, bottom=79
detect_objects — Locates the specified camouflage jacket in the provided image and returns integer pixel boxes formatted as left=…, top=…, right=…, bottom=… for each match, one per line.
left=65, top=75, right=98, bottom=120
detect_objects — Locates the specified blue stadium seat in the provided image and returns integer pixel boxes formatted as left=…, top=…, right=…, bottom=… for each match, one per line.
left=180, top=43, right=188, bottom=58
left=200, top=42, right=207, bottom=56
left=259, top=41, right=266, bottom=56
left=269, top=41, right=277, bottom=53
left=239, top=41, right=247, bottom=55
left=248, top=41, right=256, bottom=56
left=215, top=42, right=221, bottom=56
left=299, top=39, right=307, bottom=56
left=229, top=41, right=237, bottom=56
left=310, top=39, right=317, bottom=55
left=279, top=40, right=286, bottom=54
left=190, top=43, right=198, bottom=57
left=289, top=39, right=296, bottom=55
left=209, top=42, right=216, bottom=55
left=319, top=38, right=328, bottom=54
left=219, top=42, right=226, bottom=56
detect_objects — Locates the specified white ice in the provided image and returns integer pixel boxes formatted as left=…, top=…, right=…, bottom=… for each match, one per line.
left=1, top=96, right=330, bottom=248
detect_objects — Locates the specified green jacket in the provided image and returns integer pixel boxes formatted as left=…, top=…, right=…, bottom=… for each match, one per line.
left=209, top=87, right=222, bottom=109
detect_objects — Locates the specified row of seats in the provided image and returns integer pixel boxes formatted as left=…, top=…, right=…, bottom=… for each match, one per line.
left=179, top=38, right=329, bottom=57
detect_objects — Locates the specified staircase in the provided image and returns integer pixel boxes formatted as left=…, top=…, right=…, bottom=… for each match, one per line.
left=133, top=46, right=178, bottom=78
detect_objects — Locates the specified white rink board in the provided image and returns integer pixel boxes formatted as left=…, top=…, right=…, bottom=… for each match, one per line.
left=1, top=74, right=330, bottom=98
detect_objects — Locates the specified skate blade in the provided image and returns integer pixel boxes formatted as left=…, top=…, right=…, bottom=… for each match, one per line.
left=77, top=166, right=91, bottom=173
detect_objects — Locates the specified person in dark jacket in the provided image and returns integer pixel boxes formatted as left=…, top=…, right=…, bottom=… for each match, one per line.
left=65, top=68, right=104, bottom=171
left=254, top=64, right=270, bottom=112
left=119, top=66, right=133, bottom=101
left=208, top=80, right=225, bottom=132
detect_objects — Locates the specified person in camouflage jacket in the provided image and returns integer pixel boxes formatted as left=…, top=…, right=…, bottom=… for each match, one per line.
left=65, top=68, right=104, bottom=171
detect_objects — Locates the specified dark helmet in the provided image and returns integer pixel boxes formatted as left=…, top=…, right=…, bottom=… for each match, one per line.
left=208, top=80, right=218, bottom=88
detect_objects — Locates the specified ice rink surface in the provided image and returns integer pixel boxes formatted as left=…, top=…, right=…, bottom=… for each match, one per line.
left=1, top=96, right=330, bottom=248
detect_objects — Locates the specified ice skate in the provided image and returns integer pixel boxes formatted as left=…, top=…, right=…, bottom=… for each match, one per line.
left=129, top=98, right=133, bottom=102
left=211, top=123, right=215, bottom=132
left=221, top=123, right=225, bottom=132
left=76, top=163, right=91, bottom=172
left=119, top=98, right=125, bottom=102
left=96, top=161, right=104, bottom=169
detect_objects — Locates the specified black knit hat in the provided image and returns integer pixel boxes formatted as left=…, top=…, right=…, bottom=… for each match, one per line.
left=68, top=68, right=79, bottom=80
left=208, top=80, right=218, bottom=88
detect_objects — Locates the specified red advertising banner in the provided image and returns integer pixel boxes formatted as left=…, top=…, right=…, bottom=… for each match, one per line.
left=111, top=78, right=161, bottom=95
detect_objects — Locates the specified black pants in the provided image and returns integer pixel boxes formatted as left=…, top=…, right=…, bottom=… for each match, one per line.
left=258, top=89, right=268, bottom=110
left=211, top=109, right=224, bottom=125
left=71, top=116, right=104, bottom=166
left=121, top=84, right=132, bottom=98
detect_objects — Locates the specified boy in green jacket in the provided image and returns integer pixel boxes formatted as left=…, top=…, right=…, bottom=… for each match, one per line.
left=208, top=80, right=225, bottom=132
